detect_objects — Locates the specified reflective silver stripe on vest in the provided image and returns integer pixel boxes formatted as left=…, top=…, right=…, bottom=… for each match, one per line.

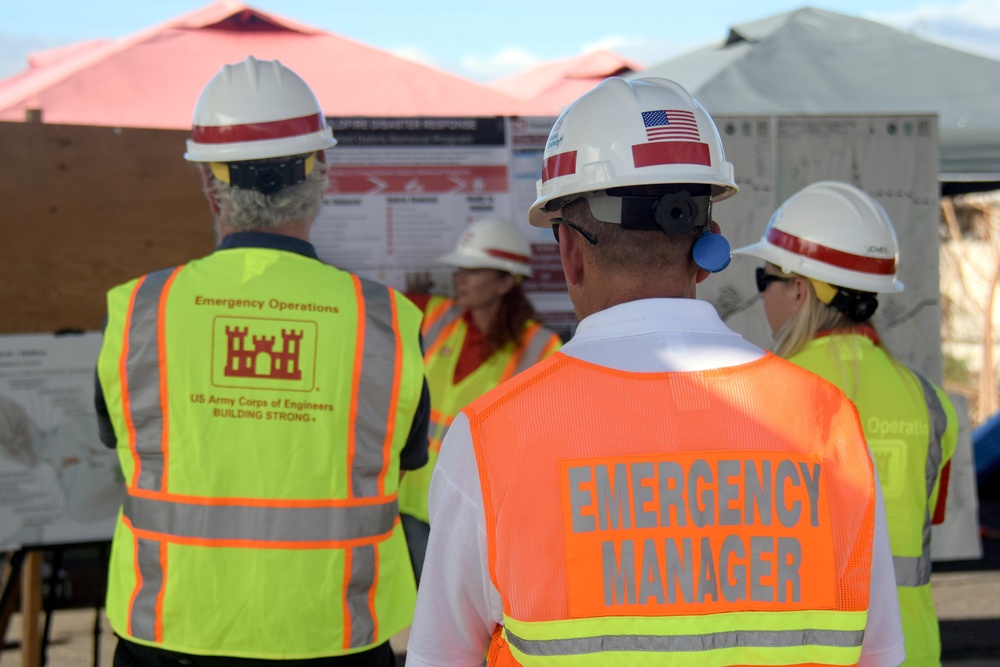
left=423, top=303, right=464, bottom=352
left=506, top=628, right=866, bottom=656
left=129, top=537, right=164, bottom=641
left=431, top=414, right=451, bottom=439
left=352, top=278, right=401, bottom=498
left=514, top=326, right=554, bottom=375
left=347, top=544, right=376, bottom=647
left=124, top=495, right=398, bottom=542
left=126, top=268, right=177, bottom=491
left=348, top=277, right=409, bottom=646
left=892, top=372, right=947, bottom=588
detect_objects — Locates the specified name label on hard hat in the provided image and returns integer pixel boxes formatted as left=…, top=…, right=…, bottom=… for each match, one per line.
left=559, top=452, right=836, bottom=616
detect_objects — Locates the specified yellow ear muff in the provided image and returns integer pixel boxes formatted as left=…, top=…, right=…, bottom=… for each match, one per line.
left=807, top=278, right=838, bottom=305
left=209, top=162, right=231, bottom=183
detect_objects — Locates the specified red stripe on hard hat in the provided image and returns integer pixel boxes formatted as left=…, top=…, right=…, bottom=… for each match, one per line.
left=632, top=141, right=711, bottom=168
left=542, top=151, right=577, bottom=182
left=767, top=228, right=897, bottom=275
left=485, top=248, right=530, bottom=264
left=192, top=113, right=327, bottom=145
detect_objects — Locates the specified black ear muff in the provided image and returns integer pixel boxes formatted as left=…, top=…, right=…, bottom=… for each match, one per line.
left=693, top=232, right=732, bottom=273
left=227, top=157, right=308, bottom=195
left=828, top=290, right=879, bottom=323
left=851, top=297, right=879, bottom=322
left=652, top=192, right=698, bottom=236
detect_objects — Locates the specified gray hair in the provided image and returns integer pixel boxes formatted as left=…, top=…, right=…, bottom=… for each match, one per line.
left=205, top=156, right=328, bottom=232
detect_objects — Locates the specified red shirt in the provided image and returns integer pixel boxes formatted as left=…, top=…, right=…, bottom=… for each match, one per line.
left=407, top=293, right=486, bottom=383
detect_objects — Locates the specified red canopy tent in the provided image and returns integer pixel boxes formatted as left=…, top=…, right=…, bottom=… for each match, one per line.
left=0, top=0, right=529, bottom=129
left=488, top=49, right=642, bottom=116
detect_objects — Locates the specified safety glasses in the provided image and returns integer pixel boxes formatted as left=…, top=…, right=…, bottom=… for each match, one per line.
left=551, top=218, right=598, bottom=245
left=755, top=267, right=793, bottom=293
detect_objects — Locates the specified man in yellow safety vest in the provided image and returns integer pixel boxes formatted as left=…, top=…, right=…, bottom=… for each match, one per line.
left=95, top=56, right=429, bottom=666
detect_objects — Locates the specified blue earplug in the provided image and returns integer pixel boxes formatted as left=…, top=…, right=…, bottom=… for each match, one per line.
left=692, top=232, right=731, bottom=273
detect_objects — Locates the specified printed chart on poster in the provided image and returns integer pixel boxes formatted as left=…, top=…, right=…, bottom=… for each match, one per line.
left=508, top=116, right=576, bottom=334
left=311, top=116, right=578, bottom=336
left=313, top=117, right=513, bottom=298
left=0, top=333, right=121, bottom=550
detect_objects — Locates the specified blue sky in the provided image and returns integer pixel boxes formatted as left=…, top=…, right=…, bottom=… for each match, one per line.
left=3, top=0, right=1000, bottom=81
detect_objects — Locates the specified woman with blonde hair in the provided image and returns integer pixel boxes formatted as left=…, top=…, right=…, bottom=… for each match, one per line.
left=735, top=180, right=958, bottom=666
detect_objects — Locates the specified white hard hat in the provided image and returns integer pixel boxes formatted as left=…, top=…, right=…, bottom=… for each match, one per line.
left=440, top=217, right=534, bottom=277
left=184, top=56, right=336, bottom=163
left=733, top=181, right=904, bottom=293
left=528, top=77, right=737, bottom=228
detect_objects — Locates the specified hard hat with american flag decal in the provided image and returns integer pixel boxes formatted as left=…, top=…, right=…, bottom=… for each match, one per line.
left=528, top=77, right=736, bottom=229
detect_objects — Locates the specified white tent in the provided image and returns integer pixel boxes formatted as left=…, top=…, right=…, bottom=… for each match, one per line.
left=632, top=6, right=1000, bottom=193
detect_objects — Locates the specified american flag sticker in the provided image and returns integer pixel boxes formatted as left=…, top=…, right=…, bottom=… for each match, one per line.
left=633, top=109, right=712, bottom=168
left=642, top=110, right=700, bottom=141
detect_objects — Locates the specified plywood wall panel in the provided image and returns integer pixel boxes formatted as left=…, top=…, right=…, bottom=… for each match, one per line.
left=0, top=121, right=214, bottom=334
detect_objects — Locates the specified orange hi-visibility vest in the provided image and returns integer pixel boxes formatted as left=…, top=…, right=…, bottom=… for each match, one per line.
left=467, top=352, right=877, bottom=667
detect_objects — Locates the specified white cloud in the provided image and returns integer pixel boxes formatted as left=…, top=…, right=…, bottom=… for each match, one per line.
left=453, top=34, right=703, bottom=83
left=868, top=0, right=1000, bottom=60
left=581, top=34, right=705, bottom=69
left=581, top=35, right=634, bottom=54
left=457, top=46, right=541, bottom=81
left=388, top=45, right=439, bottom=68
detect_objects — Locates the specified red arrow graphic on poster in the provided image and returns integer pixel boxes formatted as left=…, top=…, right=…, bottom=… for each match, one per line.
left=327, top=166, right=507, bottom=194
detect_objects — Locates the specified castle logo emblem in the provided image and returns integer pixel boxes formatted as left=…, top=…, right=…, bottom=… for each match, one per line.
left=225, top=326, right=303, bottom=380
left=213, top=317, right=317, bottom=391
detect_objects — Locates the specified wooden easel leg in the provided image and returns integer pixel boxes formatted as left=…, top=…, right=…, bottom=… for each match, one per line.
left=0, top=550, right=27, bottom=651
left=21, top=551, right=42, bottom=667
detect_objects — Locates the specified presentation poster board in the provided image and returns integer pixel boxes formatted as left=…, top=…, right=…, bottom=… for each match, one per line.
left=0, top=332, right=122, bottom=550
left=312, top=113, right=946, bottom=358
left=315, top=117, right=512, bottom=294
left=312, top=116, right=578, bottom=337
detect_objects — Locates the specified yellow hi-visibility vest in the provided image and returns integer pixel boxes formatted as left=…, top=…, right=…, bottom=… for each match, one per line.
left=98, top=246, right=425, bottom=659
left=398, top=295, right=561, bottom=523
left=790, top=331, right=958, bottom=666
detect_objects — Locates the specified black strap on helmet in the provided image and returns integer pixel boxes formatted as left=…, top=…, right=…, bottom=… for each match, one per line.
left=610, top=186, right=712, bottom=236
left=226, top=157, right=309, bottom=195
left=606, top=185, right=731, bottom=272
